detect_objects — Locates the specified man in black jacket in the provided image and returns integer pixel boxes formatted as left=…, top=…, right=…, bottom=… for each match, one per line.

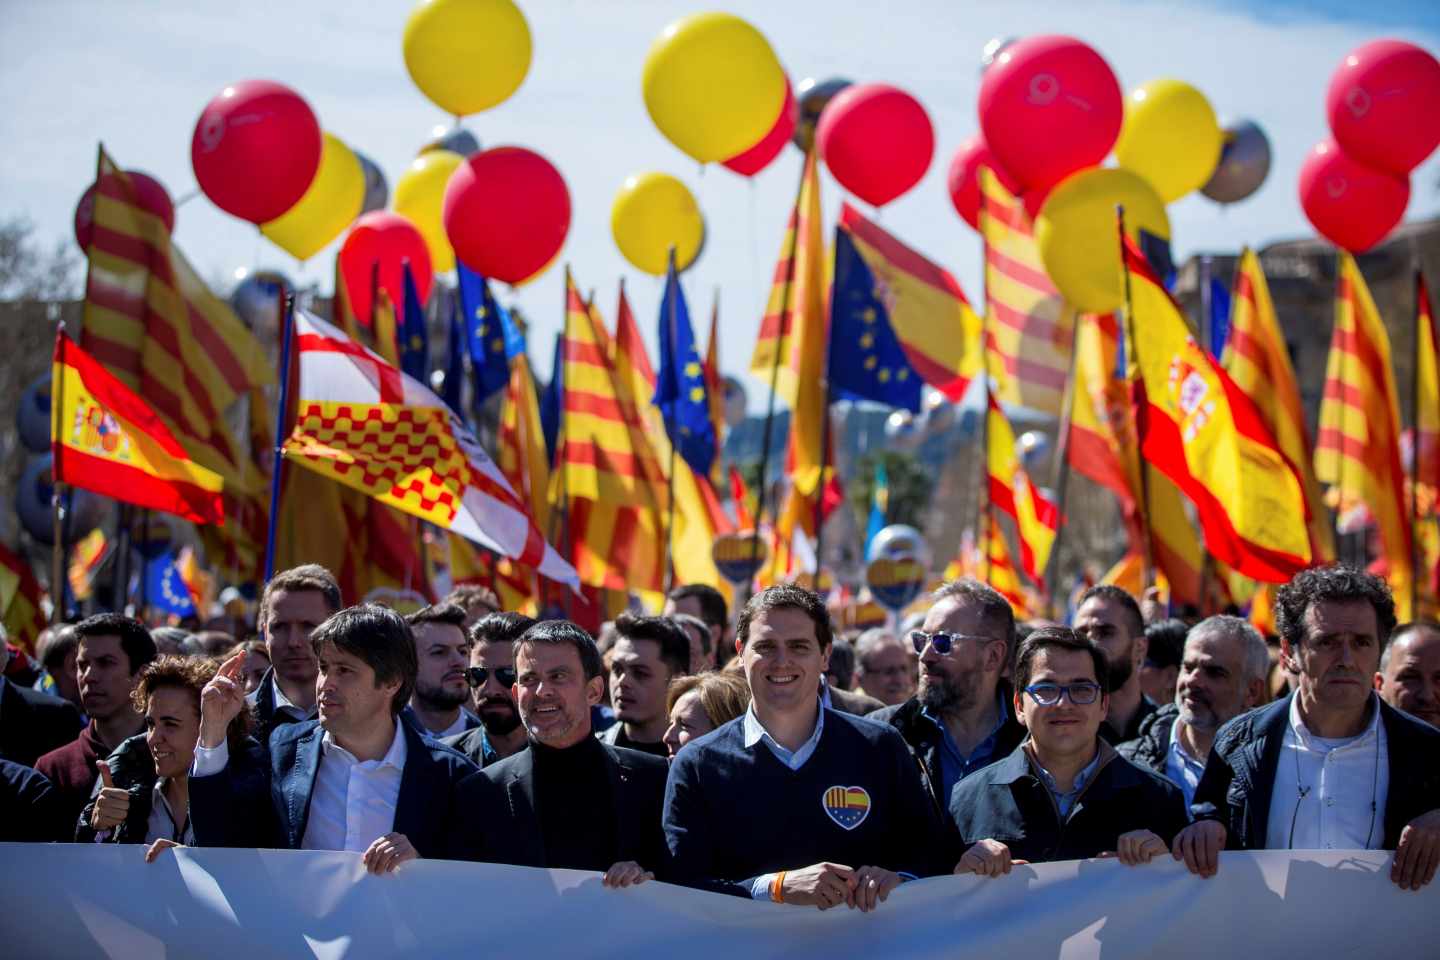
left=1075, top=585, right=1158, bottom=744
left=0, top=631, right=83, bottom=768
left=871, top=579, right=1026, bottom=812
left=1174, top=566, right=1440, bottom=891
left=1119, top=615, right=1269, bottom=807
left=246, top=565, right=342, bottom=742
left=951, top=626, right=1188, bottom=875
left=443, top=612, right=535, bottom=768
left=452, top=620, right=667, bottom=887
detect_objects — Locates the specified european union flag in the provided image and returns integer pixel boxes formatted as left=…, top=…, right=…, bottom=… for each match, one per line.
left=145, top=551, right=196, bottom=618
left=540, top=332, right=563, bottom=467
left=441, top=290, right=465, bottom=416
left=400, top=262, right=429, bottom=383
left=828, top=226, right=923, bottom=412
left=653, top=259, right=716, bottom=479
left=1207, top=276, right=1233, bottom=360
left=457, top=263, right=511, bottom=405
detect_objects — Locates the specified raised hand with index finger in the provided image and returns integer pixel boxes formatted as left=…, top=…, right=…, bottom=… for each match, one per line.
left=199, top=651, right=248, bottom=749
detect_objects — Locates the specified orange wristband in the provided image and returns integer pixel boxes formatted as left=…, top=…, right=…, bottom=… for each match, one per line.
left=772, top=870, right=786, bottom=903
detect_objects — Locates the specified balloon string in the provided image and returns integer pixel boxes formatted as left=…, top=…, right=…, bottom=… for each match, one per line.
left=747, top=179, right=760, bottom=322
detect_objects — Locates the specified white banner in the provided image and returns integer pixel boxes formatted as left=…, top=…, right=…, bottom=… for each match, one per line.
left=0, top=845, right=1430, bottom=959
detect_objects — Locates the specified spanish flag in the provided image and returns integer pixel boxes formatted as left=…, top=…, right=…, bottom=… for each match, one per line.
left=0, top=543, right=47, bottom=653
left=53, top=331, right=224, bottom=525
left=1124, top=237, right=1310, bottom=583
left=986, top=386, right=1059, bottom=583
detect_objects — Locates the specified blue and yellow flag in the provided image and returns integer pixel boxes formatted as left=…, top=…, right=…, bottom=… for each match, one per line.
left=441, top=291, right=466, bottom=417
left=457, top=263, right=512, bottom=406
left=864, top=459, right=888, bottom=554
left=653, top=257, right=717, bottom=479
left=400, top=262, right=429, bottom=384
left=539, top=332, right=563, bottom=468
left=144, top=550, right=197, bottom=618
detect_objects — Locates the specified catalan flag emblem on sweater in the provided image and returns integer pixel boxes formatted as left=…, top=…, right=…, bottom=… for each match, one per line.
left=822, top=785, right=872, bottom=830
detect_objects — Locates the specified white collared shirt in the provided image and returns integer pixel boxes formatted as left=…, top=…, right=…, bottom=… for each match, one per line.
left=270, top=679, right=310, bottom=722
left=145, top=780, right=194, bottom=845
left=1266, top=694, right=1389, bottom=850
left=742, top=698, right=825, bottom=771
left=301, top=717, right=408, bottom=853
left=1165, top=716, right=1207, bottom=810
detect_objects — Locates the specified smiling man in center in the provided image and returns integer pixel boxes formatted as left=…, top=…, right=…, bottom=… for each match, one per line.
left=663, top=584, right=948, bottom=910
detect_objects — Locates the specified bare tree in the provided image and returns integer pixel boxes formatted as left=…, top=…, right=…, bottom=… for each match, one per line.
left=0, top=217, right=83, bottom=302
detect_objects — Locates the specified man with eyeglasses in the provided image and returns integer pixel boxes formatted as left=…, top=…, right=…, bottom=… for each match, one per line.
left=401, top=604, right=482, bottom=739
left=444, top=612, right=536, bottom=768
left=950, top=626, right=1188, bottom=876
left=871, top=579, right=1026, bottom=812
left=1175, top=566, right=1440, bottom=891
left=853, top=630, right=916, bottom=707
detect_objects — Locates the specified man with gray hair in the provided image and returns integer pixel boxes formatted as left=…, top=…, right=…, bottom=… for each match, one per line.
left=853, top=629, right=916, bottom=707
left=871, top=578, right=1026, bottom=812
left=1119, top=615, right=1268, bottom=807
left=1374, top=621, right=1440, bottom=729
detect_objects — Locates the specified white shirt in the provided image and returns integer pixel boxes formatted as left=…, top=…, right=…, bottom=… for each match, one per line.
left=302, top=718, right=408, bottom=852
left=191, top=718, right=409, bottom=853
left=1165, top=716, right=1207, bottom=810
left=145, top=780, right=194, bottom=845
left=1266, top=694, right=1389, bottom=850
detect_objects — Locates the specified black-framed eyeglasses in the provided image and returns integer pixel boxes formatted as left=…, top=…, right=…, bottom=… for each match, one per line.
left=909, top=629, right=994, bottom=656
left=465, top=666, right=517, bottom=689
left=1023, top=682, right=1103, bottom=706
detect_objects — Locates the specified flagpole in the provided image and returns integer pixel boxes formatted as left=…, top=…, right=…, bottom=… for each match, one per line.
left=663, top=248, right=679, bottom=594
left=1197, top=256, right=1216, bottom=615
left=1411, top=267, right=1423, bottom=616
left=812, top=226, right=842, bottom=584
left=1044, top=307, right=1081, bottom=617
left=978, top=182, right=992, bottom=587
left=1116, top=206, right=1154, bottom=594
left=753, top=155, right=810, bottom=575
left=51, top=328, right=69, bottom=623
left=262, top=291, right=296, bottom=584
left=558, top=268, right=574, bottom=619
left=138, top=509, right=149, bottom=621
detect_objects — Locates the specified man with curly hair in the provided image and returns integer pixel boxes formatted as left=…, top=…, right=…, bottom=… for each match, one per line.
left=1174, top=565, right=1440, bottom=890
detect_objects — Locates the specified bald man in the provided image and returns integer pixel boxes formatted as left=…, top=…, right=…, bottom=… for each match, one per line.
left=1375, top=622, right=1440, bottom=729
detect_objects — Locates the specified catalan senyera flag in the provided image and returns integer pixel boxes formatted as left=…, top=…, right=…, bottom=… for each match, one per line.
left=978, top=167, right=1074, bottom=415
left=1068, top=313, right=1204, bottom=607
left=1316, top=253, right=1413, bottom=612
left=981, top=510, right=1030, bottom=617
left=1414, top=273, right=1440, bottom=503
left=0, top=543, right=47, bottom=653
left=831, top=204, right=984, bottom=405
left=53, top=331, right=224, bottom=524
left=80, top=147, right=270, bottom=489
left=613, top=284, right=733, bottom=597
left=1223, top=249, right=1335, bottom=564
left=1124, top=236, right=1311, bottom=583
left=556, top=274, right=666, bottom=595
left=283, top=308, right=578, bottom=590
left=986, top=387, right=1059, bottom=583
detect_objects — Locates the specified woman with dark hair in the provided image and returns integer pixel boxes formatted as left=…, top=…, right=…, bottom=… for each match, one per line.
left=78, top=656, right=251, bottom=859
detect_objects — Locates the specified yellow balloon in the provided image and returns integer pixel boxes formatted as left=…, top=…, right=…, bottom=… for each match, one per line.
left=1035, top=167, right=1171, bottom=314
left=261, top=133, right=364, bottom=262
left=403, top=0, right=531, bottom=116
left=393, top=149, right=464, bottom=274
left=611, top=173, right=704, bottom=277
left=642, top=12, right=785, bottom=163
left=1115, top=79, right=1222, bottom=203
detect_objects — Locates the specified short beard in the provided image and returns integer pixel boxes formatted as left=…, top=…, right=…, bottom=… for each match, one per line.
left=415, top=680, right=468, bottom=712
left=920, top=671, right=980, bottom=715
left=1177, top=696, right=1221, bottom=732
left=1106, top=643, right=1134, bottom=693
left=476, top=698, right=522, bottom=735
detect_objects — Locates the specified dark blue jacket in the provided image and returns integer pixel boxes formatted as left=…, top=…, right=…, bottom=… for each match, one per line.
left=664, top=707, right=951, bottom=897
left=246, top=669, right=316, bottom=746
left=948, top=741, right=1189, bottom=864
left=1191, top=693, right=1440, bottom=849
left=870, top=693, right=1027, bottom=813
left=0, top=759, right=66, bottom=842
left=190, top=717, right=477, bottom=858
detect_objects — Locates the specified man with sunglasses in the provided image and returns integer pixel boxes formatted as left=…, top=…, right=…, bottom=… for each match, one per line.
left=871, top=579, right=1026, bottom=812
left=444, top=612, right=536, bottom=768
left=402, top=604, right=482, bottom=739
left=950, top=626, right=1188, bottom=875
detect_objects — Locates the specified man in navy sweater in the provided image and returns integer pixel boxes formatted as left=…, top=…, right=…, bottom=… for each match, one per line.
left=664, top=584, right=949, bottom=911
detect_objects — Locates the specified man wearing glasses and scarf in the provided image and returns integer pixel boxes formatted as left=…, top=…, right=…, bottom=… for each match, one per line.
left=949, top=626, right=1189, bottom=877
left=871, top=579, right=1027, bottom=812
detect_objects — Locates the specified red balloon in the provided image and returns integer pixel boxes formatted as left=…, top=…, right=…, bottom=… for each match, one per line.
left=978, top=35, right=1122, bottom=195
left=946, top=135, right=1021, bottom=229
left=817, top=83, right=934, bottom=207
left=1298, top=139, right=1409, bottom=252
left=73, top=170, right=174, bottom=251
left=1326, top=39, right=1440, bottom=176
left=190, top=80, right=322, bottom=225
left=339, top=211, right=434, bottom=328
left=443, top=147, right=570, bottom=285
left=723, top=78, right=797, bottom=177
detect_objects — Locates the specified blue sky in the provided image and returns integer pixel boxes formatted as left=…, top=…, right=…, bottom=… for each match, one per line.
left=3, top=0, right=1438, bottom=409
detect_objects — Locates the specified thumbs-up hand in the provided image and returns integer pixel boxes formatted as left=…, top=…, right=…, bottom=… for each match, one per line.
left=89, top=760, right=130, bottom=832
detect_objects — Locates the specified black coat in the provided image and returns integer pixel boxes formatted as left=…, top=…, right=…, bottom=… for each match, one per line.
left=246, top=669, right=316, bottom=746
left=949, top=741, right=1190, bottom=864
left=1191, top=693, right=1440, bottom=849
left=451, top=740, right=668, bottom=872
left=0, top=676, right=84, bottom=769
left=1116, top=702, right=1180, bottom=775
left=0, top=759, right=66, bottom=842
left=870, top=695, right=1027, bottom=813
left=76, top=734, right=159, bottom=844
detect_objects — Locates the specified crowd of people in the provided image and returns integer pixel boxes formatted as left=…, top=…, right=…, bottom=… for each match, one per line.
left=2, top=559, right=1438, bottom=909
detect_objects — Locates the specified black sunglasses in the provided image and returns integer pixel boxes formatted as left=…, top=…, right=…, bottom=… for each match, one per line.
left=909, top=629, right=994, bottom=656
left=465, top=666, right=517, bottom=688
